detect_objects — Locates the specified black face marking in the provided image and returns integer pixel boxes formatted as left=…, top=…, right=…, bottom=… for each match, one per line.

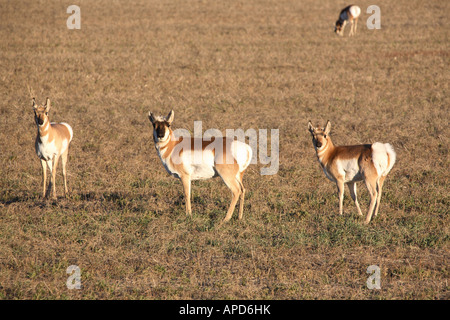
left=154, top=121, right=170, bottom=139
left=34, top=108, right=47, bottom=126
left=335, top=21, right=342, bottom=32
left=310, top=128, right=327, bottom=149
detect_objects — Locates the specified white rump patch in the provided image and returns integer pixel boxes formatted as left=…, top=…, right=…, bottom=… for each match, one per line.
left=231, top=140, right=252, bottom=172
left=349, top=5, right=361, bottom=18
left=372, top=142, right=396, bottom=176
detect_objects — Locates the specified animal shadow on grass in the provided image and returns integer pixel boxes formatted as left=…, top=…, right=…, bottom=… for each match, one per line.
left=1, top=190, right=226, bottom=221
left=0, top=193, right=30, bottom=206
left=0, top=191, right=62, bottom=209
left=76, top=191, right=168, bottom=217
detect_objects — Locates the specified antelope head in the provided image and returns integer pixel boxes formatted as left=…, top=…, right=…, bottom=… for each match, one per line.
left=308, top=120, right=332, bottom=151
left=148, top=110, right=174, bottom=143
left=33, top=98, right=51, bottom=127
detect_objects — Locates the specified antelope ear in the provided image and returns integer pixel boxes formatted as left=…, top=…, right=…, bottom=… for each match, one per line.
left=324, top=120, right=331, bottom=135
left=166, top=110, right=174, bottom=124
left=44, top=98, right=51, bottom=112
left=308, top=121, right=314, bottom=132
left=32, top=98, right=37, bottom=109
left=148, top=111, right=156, bottom=124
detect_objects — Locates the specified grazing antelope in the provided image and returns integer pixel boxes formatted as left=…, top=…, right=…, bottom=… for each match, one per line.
left=33, top=98, right=73, bottom=199
left=335, top=5, right=361, bottom=36
left=148, top=110, right=252, bottom=223
left=308, top=121, right=396, bottom=224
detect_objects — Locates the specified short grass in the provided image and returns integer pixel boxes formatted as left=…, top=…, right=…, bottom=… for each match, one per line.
left=0, top=0, right=448, bottom=299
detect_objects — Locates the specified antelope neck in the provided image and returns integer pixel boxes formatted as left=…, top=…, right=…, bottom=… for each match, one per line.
left=156, top=130, right=174, bottom=150
left=38, top=120, right=50, bottom=136
left=316, top=138, right=334, bottom=166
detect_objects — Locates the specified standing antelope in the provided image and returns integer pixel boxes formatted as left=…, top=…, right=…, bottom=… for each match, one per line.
left=335, top=5, right=361, bottom=36
left=148, top=110, right=252, bottom=223
left=33, top=98, right=73, bottom=199
left=308, top=121, right=396, bottom=224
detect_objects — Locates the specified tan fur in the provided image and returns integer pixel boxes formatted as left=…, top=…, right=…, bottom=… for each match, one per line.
left=308, top=120, right=395, bottom=224
left=33, top=98, right=73, bottom=200
left=149, top=110, right=252, bottom=223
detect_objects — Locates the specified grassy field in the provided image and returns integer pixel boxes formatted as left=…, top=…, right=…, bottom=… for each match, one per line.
left=0, top=0, right=448, bottom=299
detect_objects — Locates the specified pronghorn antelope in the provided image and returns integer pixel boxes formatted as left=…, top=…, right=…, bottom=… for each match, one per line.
left=335, top=5, right=361, bottom=36
left=308, top=121, right=396, bottom=224
left=33, top=98, right=73, bottom=199
left=148, top=110, right=252, bottom=223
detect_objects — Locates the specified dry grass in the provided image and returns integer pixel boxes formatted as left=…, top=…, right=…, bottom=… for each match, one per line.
left=0, top=0, right=448, bottom=299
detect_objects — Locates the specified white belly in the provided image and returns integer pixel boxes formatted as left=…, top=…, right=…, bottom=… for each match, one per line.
left=190, top=164, right=217, bottom=180
left=181, top=149, right=217, bottom=180
left=336, top=158, right=363, bottom=183
left=36, top=139, right=58, bottom=161
left=157, top=148, right=217, bottom=180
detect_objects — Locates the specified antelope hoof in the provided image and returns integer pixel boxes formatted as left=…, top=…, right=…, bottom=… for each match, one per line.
left=221, top=217, right=231, bottom=224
